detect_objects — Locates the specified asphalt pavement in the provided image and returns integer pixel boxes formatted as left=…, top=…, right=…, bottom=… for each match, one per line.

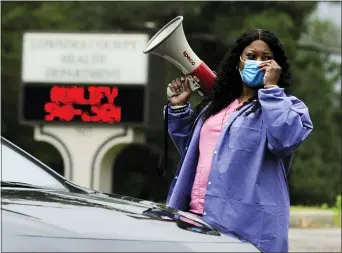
left=289, top=228, right=341, bottom=252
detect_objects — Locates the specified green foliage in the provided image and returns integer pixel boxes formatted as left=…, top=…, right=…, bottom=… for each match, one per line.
left=242, top=11, right=297, bottom=59
left=333, top=195, right=341, bottom=227
left=321, top=203, right=329, bottom=209
left=300, top=16, right=341, bottom=55
left=335, top=195, right=341, bottom=214
left=288, top=16, right=341, bottom=206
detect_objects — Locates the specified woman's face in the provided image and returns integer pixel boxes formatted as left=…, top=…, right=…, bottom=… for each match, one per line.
left=238, top=40, right=274, bottom=71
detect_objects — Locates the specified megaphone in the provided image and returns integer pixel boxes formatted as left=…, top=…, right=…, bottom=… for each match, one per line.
left=143, top=16, right=217, bottom=98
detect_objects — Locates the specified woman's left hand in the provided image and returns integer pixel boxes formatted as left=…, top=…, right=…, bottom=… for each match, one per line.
left=259, top=60, right=282, bottom=86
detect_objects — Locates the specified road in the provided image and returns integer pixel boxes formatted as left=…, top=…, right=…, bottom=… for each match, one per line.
left=289, top=228, right=341, bottom=252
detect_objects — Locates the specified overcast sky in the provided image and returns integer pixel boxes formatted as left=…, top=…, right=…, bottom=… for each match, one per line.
left=316, top=1, right=341, bottom=27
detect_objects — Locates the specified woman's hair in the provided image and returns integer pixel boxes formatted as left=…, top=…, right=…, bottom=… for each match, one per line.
left=194, top=28, right=293, bottom=120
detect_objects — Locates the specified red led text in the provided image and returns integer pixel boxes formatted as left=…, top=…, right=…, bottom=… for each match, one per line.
left=44, top=86, right=122, bottom=124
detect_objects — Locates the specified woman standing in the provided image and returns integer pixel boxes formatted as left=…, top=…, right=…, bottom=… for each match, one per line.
left=165, top=29, right=313, bottom=252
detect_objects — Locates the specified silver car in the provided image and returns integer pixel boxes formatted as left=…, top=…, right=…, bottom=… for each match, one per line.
left=1, top=137, right=261, bottom=252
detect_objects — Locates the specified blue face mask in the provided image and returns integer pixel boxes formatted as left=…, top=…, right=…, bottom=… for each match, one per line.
left=239, top=59, right=265, bottom=87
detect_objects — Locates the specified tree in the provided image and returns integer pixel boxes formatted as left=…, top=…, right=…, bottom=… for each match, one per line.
left=289, top=17, right=341, bottom=206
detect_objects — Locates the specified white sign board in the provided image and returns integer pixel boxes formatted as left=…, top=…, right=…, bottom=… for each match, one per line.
left=21, top=33, right=149, bottom=85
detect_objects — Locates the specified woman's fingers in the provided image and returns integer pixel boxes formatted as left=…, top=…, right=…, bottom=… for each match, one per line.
left=181, top=76, right=191, bottom=92
left=259, top=66, right=271, bottom=72
left=258, top=62, right=270, bottom=68
left=171, top=78, right=182, bottom=93
left=168, top=76, right=192, bottom=94
left=168, top=83, right=174, bottom=92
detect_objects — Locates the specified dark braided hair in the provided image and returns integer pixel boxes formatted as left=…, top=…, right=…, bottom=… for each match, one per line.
left=194, top=28, right=293, bottom=121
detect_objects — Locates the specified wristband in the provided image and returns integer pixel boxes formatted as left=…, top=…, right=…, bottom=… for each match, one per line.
left=169, top=103, right=188, bottom=114
left=170, top=104, right=187, bottom=109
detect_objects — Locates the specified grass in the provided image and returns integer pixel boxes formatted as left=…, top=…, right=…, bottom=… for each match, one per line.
left=333, top=215, right=341, bottom=228
left=290, top=196, right=341, bottom=228
left=290, top=205, right=333, bottom=211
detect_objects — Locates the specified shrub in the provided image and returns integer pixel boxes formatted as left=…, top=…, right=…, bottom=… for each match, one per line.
left=333, top=195, right=341, bottom=227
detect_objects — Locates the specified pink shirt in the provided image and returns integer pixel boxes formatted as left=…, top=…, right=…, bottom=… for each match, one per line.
left=189, top=99, right=242, bottom=214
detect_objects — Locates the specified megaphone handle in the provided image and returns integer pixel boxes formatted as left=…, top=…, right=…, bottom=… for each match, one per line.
left=167, top=75, right=202, bottom=99
left=167, top=86, right=180, bottom=98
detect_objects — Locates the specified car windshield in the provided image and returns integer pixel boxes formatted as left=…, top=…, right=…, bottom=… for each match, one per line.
left=1, top=142, right=67, bottom=190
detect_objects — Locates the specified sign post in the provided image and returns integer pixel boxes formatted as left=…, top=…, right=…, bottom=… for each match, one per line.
left=20, top=32, right=150, bottom=192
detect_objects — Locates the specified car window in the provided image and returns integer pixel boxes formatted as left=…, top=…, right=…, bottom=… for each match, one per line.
left=1, top=143, right=67, bottom=190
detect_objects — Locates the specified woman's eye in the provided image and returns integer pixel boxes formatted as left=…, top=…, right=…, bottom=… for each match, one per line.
left=247, top=55, right=255, bottom=59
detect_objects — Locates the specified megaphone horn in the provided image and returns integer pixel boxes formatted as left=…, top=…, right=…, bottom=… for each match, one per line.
left=143, top=16, right=216, bottom=98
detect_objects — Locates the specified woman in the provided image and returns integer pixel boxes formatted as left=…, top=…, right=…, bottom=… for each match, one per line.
left=164, top=29, right=313, bottom=253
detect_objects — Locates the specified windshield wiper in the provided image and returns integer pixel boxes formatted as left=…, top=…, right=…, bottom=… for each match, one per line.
left=1, top=181, right=41, bottom=189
